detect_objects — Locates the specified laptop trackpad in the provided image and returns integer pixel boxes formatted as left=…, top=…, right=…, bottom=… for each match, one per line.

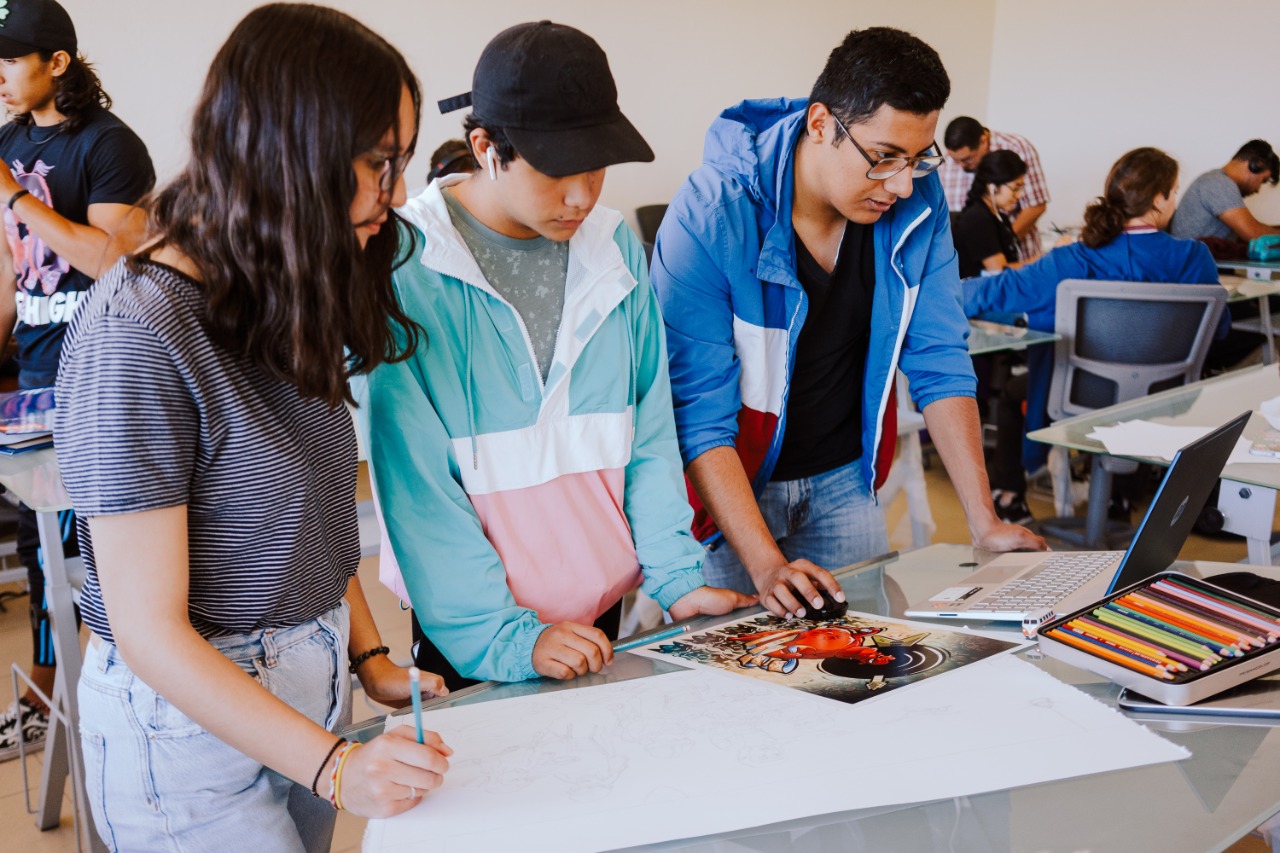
left=966, top=553, right=1046, bottom=584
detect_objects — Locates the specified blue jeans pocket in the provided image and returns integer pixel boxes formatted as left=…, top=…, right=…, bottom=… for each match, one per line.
left=81, top=730, right=117, bottom=852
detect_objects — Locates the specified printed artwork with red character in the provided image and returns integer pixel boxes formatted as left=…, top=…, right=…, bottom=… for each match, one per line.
left=635, top=610, right=1019, bottom=706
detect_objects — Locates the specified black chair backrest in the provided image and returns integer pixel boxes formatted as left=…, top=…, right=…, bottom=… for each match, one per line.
left=1048, top=280, right=1227, bottom=421
left=635, top=204, right=669, bottom=245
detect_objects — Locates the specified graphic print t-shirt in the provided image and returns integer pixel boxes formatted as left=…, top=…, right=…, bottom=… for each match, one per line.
left=0, top=106, right=154, bottom=387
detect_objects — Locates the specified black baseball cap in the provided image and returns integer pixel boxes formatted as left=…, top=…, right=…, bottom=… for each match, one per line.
left=0, top=0, right=76, bottom=60
left=439, top=21, right=653, bottom=178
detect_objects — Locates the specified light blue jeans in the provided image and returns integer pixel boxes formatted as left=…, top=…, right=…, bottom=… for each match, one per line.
left=703, top=458, right=891, bottom=596
left=78, top=601, right=352, bottom=853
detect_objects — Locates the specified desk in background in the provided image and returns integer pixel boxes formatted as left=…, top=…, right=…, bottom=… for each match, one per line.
left=881, top=320, right=1061, bottom=548
left=1029, top=364, right=1280, bottom=565
left=0, top=447, right=102, bottom=851
left=348, top=544, right=1280, bottom=852
left=1221, top=269, right=1280, bottom=364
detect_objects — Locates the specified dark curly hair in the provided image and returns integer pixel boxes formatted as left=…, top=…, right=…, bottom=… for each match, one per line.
left=10, top=52, right=111, bottom=134
left=136, top=3, right=423, bottom=407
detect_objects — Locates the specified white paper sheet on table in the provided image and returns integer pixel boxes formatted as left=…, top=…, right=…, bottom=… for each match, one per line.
left=363, top=656, right=1186, bottom=853
left=1087, top=419, right=1280, bottom=465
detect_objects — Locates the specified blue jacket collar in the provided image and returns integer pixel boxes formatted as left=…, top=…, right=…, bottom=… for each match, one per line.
left=704, top=97, right=934, bottom=285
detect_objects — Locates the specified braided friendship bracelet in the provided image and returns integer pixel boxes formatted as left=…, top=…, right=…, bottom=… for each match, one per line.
left=310, top=736, right=347, bottom=799
left=348, top=645, right=390, bottom=674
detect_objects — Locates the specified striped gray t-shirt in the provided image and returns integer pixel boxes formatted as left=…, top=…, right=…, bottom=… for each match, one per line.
left=55, top=260, right=360, bottom=644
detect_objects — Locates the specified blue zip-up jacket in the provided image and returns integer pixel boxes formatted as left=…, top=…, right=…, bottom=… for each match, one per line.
left=651, top=98, right=976, bottom=541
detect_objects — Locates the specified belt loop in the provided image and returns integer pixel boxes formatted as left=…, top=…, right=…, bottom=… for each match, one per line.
left=262, top=628, right=278, bottom=668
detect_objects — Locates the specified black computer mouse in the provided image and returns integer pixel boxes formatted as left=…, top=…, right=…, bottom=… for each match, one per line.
left=807, top=588, right=848, bottom=620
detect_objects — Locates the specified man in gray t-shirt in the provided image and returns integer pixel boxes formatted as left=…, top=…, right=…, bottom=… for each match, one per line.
left=1171, top=139, right=1280, bottom=243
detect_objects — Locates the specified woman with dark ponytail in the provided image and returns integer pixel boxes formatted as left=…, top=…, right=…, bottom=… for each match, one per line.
left=953, top=149, right=1030, bottom=277
left=961, top=146, right=1226, bottom=523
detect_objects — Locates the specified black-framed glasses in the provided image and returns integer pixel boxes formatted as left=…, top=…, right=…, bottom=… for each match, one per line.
left=829, top=112, right=945, bottom=180
left=368, top=150, right=411, bottom=193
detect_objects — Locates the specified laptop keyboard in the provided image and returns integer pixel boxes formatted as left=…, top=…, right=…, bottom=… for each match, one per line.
left=973, top=552, right=1121, bottom=612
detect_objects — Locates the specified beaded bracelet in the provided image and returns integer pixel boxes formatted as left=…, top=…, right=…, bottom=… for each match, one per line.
left=310, top=736, right=347, bottom=798
left=348, top=645, right=390, bottom=674
left=330, top=741, right=362, bottom=810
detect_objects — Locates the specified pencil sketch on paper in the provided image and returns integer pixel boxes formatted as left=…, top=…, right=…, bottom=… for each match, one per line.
left=632, top=609, right=1020, bottom=705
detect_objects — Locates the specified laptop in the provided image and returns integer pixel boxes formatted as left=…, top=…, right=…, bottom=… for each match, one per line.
left=904, top=410, right=1250, bottom=623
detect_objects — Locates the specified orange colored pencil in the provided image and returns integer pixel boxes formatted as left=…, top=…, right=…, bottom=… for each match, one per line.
left=1066, top=618, right=1189, bottom=671
left=1046, top=627, right=1176, bottom=680
left=1120, top=593, right=1255, bottom=650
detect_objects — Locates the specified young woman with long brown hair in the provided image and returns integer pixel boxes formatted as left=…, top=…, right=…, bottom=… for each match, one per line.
left=54, top=5, right=450, bottom=849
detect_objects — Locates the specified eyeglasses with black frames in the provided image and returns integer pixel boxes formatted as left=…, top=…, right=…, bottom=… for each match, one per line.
left=827, top=110, right=945, bottom=180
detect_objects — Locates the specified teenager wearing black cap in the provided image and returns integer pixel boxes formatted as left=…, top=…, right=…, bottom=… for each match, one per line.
left=0, top=0, right=153, bottom=761
left=365, top=21, right=754, bottom=690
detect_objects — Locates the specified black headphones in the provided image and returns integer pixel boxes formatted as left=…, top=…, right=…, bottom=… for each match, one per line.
left=1249, top=158, right=1267, bottom=175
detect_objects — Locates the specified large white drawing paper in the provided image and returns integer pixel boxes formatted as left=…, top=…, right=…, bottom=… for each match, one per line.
left=364, top=656, right=1187, bottom=852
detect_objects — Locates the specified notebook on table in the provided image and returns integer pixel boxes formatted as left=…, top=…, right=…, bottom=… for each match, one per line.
left=904, top=411, right=1250, bottom=623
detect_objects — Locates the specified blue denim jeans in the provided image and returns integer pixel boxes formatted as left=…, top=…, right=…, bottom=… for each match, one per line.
left=78, top=601, right=353, bottom=853
left=703, top=458, right=891, bottom=595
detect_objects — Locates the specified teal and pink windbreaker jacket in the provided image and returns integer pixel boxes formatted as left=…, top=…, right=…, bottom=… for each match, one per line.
left=365, top=178, right=705, bottom=683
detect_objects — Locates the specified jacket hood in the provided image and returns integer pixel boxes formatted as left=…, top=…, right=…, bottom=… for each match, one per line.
left=702, top=97, right=808, bottom=214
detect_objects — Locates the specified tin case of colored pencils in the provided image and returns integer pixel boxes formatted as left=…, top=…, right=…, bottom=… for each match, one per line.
left=1036, top=572, right=1280, bottom=706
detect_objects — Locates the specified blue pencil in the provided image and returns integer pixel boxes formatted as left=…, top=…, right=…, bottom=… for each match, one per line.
left=409, top=666, right=424, bottom=744
left=613, top=624, right=690, bottom=653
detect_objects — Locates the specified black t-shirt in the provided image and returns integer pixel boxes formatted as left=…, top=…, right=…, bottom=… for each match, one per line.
left=0, top=106, right=155, bottom=387
left=953, top=202, right=1018, bottom=279
left=770, top=223, right=875, bottom=482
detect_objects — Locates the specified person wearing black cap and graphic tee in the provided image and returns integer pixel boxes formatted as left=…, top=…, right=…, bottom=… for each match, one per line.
left=0, top=0, right=153, bottom=761
left=365, top=21, right=754, bottom=690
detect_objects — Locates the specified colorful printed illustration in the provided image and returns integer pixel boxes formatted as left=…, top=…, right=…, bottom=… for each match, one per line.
left=636, top=609, right=1020, bottom=705
left=5, top=158, right=68, bottom=296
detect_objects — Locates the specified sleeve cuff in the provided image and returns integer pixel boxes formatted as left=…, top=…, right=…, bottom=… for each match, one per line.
left=916, top=388, right=975, bottom=410
left=507, top=621, right=552, bottom=682
left=648, top=567, right=707, bottom=611
left=683, top=436, right=737, bottom=468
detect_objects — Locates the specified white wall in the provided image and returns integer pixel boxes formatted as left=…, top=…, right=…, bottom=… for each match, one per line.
left=60, top=0, right=995, bottom=230
left=987, top=0, right=1280, bottom=231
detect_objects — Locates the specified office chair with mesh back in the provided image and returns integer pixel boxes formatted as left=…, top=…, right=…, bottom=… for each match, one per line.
left=1039, top=279, right=1226, bottom=549
left=635, top=204, right=668, bottom=245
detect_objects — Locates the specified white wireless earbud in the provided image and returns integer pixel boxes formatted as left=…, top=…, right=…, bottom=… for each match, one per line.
left=486, top=146, right=497, bottom=181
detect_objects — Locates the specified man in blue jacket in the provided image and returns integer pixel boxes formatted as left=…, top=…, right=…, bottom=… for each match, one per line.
left=651, top=27, right=1044, bottom=618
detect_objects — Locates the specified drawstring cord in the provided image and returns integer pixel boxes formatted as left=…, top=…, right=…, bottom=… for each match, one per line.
left=463, top=288, right=479, bottom=469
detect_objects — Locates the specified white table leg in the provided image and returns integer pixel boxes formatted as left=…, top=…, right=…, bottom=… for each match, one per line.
left=1218, top=479, right=1277, bottom=566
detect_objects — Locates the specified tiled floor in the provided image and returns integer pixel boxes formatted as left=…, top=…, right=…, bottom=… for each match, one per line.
left=0, top=460, right=1272, bottom=851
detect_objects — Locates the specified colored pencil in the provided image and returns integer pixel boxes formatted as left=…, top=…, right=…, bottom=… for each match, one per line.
left=1101, top=602, right=1233, bottom=657
left=1054, top=625, right=1175, bottom=673
left=1068, top=617, right=1190, bottom=671
left=409, top=667, right=425, bottom=745
left=1141, top=585, right=1270, bottom=647
left=1163, top=579, right=1280, bottom=624
left=1120, top=593, right=1253, bottom=650
left=1094, top=607, right=1225, bottom=663
left=1151, top=579, right=1280, bottom=639
left=1046, top=627, right=1175, bottom=680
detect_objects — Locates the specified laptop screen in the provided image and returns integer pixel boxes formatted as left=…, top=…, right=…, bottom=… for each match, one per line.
left=1108, top=410, right=1251, bottom=593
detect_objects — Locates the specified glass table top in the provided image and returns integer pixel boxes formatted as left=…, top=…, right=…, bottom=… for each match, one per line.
left=1028, top=364, right=1280, bottom=489
left=967, top=319, right=1059, bottom=356
left=0, top=446, right=69, bottom=513
left=348, top=545, right=1280, bottom=852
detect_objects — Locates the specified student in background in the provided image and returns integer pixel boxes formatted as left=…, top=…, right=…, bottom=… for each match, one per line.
left=1171, top=139, right=1280, bottom=244
left=366, top=22, right=753, bottom=690
left=0, top=0, right=154, bottom=761
left=953, top=149, right=1029, bottom=278
left=963, top=147, right=1226, bottom=523
left=940, top=116, right=1050, bottom=260
left=652, top=28, right=1044, bottom=619
left=55, top=6, right=450, bottom=849
left=425, top=137, right=475, bottom=183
